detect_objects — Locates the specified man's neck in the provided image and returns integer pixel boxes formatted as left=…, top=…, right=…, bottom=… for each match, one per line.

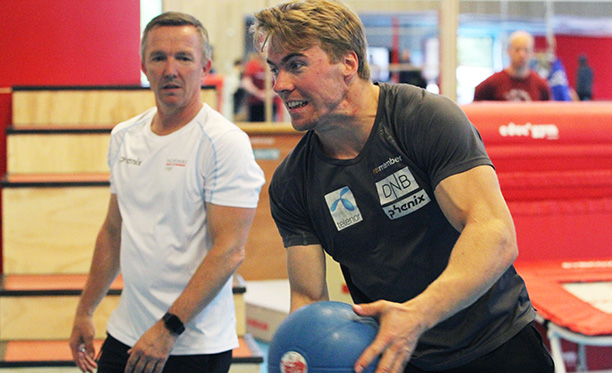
left=315, top=82, right=380, bottom=160
left=152, top=101, right=203, bottom=136
left=506, top=66, right=530, bottom=79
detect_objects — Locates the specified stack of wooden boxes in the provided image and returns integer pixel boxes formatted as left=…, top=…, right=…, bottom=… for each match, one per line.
left=0, top=86, right=262, bottom=371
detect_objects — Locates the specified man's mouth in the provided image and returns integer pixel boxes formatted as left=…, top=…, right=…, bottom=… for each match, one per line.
left=286, top=100, right=308, bottom=110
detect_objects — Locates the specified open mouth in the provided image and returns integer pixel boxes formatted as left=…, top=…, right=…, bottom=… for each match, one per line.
left=286, top=100, right=308, bottom=110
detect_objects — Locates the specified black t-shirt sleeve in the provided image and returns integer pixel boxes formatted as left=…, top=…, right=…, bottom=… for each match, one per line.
left=268, top=145, right=321, bottom=248
left=391, top=87, right=493, bottom=189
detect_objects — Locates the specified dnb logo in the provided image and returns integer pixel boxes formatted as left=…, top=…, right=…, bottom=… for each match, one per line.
left=280, top=351, right=308, bottom=373
left=325, top=187, right=363, bottom=231
left=375, top=167, right=430, bottom=219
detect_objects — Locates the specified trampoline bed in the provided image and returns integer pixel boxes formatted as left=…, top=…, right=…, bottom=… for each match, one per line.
left=516, top=259, right=612, bottom=373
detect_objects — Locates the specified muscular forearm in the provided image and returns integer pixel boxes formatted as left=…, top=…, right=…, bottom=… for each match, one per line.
left=287, top=245, right=329, bottom=313
left=405, top=218, right=517, bottom=330
left=290, top=288, right=329, bottom=313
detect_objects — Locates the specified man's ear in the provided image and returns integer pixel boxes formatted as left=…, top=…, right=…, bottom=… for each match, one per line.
left=141, top=61, right=148, bottom=79
left=342, top=51, right=359, bottom=79
left=202, top=59, right=212, bottom=79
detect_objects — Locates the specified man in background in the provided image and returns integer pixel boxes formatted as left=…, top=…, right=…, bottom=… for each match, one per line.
left=474, top=30, right=550, bottom=101
left=241, top=52, right=268, bottom=121
left=576, top=54, right=594, bottom=101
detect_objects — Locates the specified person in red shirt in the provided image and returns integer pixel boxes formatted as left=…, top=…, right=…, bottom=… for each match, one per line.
left=474, top=31, right=550, bottom=101
left=241, top=52, right=267, bottom=121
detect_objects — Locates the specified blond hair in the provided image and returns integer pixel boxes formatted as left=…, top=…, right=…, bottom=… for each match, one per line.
left=251, top=0, right=370, bottom=80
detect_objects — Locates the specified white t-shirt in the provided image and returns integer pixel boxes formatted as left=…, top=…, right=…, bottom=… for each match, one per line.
left=106, top=104, right=264, bottom=354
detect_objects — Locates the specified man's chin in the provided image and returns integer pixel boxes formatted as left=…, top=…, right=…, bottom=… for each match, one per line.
left=290, top=118, right=315, bottom=132
left=157, top=97, right=185, bottom=110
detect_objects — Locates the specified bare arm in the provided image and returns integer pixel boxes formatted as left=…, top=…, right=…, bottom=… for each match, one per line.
left=286, top=244, right=330, bottom=313
left=125, top=203, right=257, bottom=373
left=70, top=194, right=122, bottom=372
left=170, top=203, right=256, bottom=322
left=354, top=165, right=518, bottom=373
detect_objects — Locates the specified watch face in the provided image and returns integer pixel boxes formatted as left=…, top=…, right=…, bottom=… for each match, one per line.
left=163, top=312, right=185, bottom=335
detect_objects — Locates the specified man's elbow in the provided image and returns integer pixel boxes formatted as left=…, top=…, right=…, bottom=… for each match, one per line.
left=229, top=245, right=246, bottom=270
left=498, top=222, right=518, bottom=266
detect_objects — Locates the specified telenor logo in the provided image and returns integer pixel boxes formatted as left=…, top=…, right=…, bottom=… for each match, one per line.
left=330, top=187, right=355, bottom=212
left=325, top=187, right=363, bottom=231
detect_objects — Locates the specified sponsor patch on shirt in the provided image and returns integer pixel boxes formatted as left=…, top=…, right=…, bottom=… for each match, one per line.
left=375, top=166, right=430, bottom=220
left=375, top=166, right=419, bottom=204
left=165, top=158, right=187, bottom=171
left=325, top=186, right=363, bottom=231
left=383, top=189, right=430, bottom=220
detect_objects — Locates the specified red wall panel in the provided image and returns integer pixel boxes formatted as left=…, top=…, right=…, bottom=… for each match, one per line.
left=555, top=34, right=612, bottom=101
left=0, top=0, right=141, bottom=273
left=0, top=0, right=141, bottom=86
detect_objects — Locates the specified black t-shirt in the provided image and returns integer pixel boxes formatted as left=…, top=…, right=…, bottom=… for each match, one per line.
left=269, top=83, right=534, bottom=369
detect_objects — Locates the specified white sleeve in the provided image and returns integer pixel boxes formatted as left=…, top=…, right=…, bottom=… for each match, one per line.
left=200, top=129, right=265, bottom=208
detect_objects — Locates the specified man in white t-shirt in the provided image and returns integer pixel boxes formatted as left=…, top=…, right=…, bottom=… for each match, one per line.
left=69, top=12, right=265, bottom=373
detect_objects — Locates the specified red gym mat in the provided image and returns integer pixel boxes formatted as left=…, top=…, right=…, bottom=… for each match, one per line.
left=516, top=259, right=612, bottom=336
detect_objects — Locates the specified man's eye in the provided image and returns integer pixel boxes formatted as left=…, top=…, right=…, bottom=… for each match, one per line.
left=289, top=62, right=304, bottom=71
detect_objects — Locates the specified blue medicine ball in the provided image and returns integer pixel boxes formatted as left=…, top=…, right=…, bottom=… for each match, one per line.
left=268, top=301, right=380, bottom=373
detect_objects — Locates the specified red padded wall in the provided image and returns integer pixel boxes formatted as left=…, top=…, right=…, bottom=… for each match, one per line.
left=463, top=102, right=612, bottom=263
left=0, top=1, right=141, bottom=87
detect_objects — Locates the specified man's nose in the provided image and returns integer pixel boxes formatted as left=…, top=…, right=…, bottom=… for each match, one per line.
left=163, top=58, right=179, bottom=76
left=273, top=70, right=293, bottom=93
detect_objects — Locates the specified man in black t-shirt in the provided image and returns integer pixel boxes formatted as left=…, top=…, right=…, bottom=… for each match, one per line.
left=252, top=1, right=554, bottom=372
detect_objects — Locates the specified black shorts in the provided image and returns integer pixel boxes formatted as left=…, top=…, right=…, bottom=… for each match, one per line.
left=97, top=334, right=232, bottom=373
left=405, top=322, right=555, bottom=372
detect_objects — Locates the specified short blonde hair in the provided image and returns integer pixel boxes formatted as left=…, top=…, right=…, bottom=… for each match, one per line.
left=251, top=0, right=370, bottom=80
left=141, top=12, right=212, bottom=63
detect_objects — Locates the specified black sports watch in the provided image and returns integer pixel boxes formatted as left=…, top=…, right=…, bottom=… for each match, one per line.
left=162, top=312, right=185, bottom=336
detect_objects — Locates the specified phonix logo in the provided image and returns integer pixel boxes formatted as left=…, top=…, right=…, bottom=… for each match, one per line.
left=384, top=190, right=430, bottom=219
left=119, top=156, right=142, bottom=166
left=325, top=187, right=363, bottom=231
